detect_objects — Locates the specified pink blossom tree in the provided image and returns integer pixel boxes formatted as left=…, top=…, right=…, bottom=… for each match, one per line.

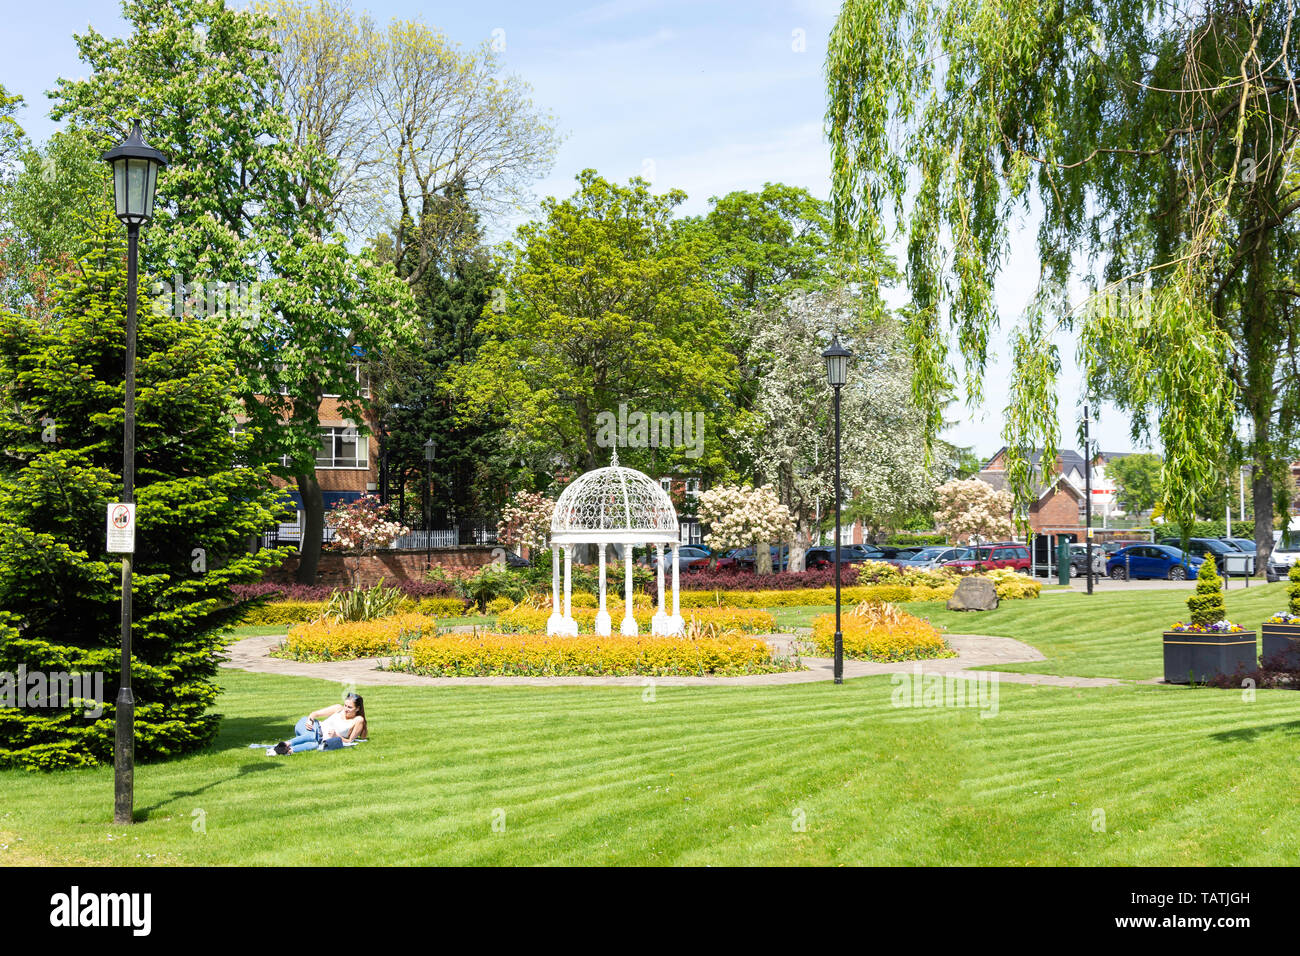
left=496, top=490, right=556, bottom=554
left=697, top=484, right=796, bottom=575
left=325, top=494, right=411, bottom=586
left=932, top=478, right=1013, bottom=544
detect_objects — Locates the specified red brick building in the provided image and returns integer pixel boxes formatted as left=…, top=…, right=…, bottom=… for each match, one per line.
left=977, top=447, right=1086, bottom=536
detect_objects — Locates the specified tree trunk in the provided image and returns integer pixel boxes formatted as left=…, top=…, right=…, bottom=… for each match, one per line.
left=295, top=472, right=325, bottom=585
left=1253, top=458, right=1273, bottom=574
left=787, top=527, right=810, bottom=573
left=755, top=539, right=773, bottom=575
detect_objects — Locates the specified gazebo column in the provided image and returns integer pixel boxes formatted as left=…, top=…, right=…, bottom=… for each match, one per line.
left=620, top=545, right=638, bottom=636
left=560, top=545, right=578, bottom=636
left=651, top=543, right=670, bottom=635
left=546, top=542, right=562, bottom=635
left=595, top=544, right=612, bottom=636
left=668, top=542, right=684, bottom=635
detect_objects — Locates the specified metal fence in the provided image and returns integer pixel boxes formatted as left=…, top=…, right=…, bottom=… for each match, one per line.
left=393, top=528, right=460, bottom=550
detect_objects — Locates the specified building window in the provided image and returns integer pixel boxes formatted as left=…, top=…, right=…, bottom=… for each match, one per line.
left=316, top=425, right=368, bottom=469
left=684, top=478, right=700, bottom=497
left=322, top=362, right=371, bottom=399
left=660, top=477, right=672, bottom=494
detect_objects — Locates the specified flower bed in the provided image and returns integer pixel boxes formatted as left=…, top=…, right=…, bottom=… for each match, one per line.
left=273, top=613, right=438, bottom=661
left=241, top=595, right=470, bottom=626
left=393, top=632, right=800, bottom=677
left=495, top=604, right=776, bottom=634
left=1167, top=620, right=1247, bottom=633
left=810, top=603, right=955, bottom=662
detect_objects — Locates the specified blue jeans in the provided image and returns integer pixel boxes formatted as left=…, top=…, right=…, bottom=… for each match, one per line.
left=283, top=716, right=320, bottom=753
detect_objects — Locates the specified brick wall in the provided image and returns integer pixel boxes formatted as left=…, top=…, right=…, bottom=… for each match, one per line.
left=266, top=546, right=498, bottom=587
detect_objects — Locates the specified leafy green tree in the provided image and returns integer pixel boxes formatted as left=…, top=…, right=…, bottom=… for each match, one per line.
left=826, top=0, right=1300, bottom=567
left=51, top=0, right=417, bottom=583
left=0, top=217, right=286, bottom=770
left=1107, top=453, right=1163, bottom=515
left=0, top=83, right=23, bottom=168
left=449, top=170, right=736, bottom=478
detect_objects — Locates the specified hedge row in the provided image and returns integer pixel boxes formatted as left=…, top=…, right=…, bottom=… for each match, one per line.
left=810, top=604, right=954, bottom=662
left=397, top=632, right=799, bottom=677
left=495, top=604, right=776, bottom=634
left=275, top=614, right=437, bottom=661
left=242, top=595, right=470, bottom=626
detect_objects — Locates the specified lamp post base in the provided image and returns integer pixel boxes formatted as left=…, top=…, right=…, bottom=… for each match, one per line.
left=833, top=631, right=843, bottom=685
left=112, top=686, right=134, bottom=824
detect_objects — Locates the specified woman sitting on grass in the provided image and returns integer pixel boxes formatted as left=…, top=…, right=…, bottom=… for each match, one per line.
left=268, top=694, right=368, bottom=755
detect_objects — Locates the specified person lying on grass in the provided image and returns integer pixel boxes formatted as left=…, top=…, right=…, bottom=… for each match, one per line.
left=267, top=694, right=368, bottom=755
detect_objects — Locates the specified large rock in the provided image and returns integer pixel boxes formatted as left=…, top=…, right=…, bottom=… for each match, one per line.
left=946, top=576, right=999, bottom=611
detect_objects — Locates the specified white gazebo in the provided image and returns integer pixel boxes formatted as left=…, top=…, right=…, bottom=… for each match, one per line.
left=547, top=451, right=684, bottom=637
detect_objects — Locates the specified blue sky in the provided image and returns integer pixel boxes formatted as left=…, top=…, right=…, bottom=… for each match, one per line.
left=1, top=0, right=1152, bottom=460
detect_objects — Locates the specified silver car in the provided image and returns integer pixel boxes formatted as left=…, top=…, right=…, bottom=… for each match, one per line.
left=1267, top=534, right=1300, bottom=582
left=896, top=546, right=971, bottom=570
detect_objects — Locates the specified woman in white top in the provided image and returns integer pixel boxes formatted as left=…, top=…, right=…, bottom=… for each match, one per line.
left=269, top=694, right=368, bottom=755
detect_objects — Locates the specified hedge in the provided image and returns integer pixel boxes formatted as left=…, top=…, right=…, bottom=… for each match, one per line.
left=240, top=595, right=470, bottom=626
left=396, top=632, right=800, bottom=677
left=495, top=604, right=776, bottom=634
left=810, top=604, right=954, bottom=662
left=275, top=614, right=437, bottom=661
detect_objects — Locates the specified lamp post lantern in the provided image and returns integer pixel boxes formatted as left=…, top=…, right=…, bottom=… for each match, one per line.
left=424, top=438, right=436, bottom=570
left=102, top=119, right=168, bottom=825
left=822, top=334, right=851, bottom=685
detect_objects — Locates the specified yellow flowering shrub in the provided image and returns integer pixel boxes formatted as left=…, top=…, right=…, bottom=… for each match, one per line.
left=494, top=603, right=775, bottom=634
left=240, top=601, right=327, bottom=626
left=401, top=632, right=799, bottom=676
left=275, top=614, right=437, bottom=661
left=810, top=602, right=954, bottom=662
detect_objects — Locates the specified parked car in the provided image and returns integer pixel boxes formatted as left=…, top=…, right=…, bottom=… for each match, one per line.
left=942, top=543, right=1032, bottom=574
left=1106, top=544, right=1203, bottom=580
left=727, top=545, right=791, bottom=571
left=894, top=546, right=971, bottom=570
left=1266, top=535, right=1300, bottom=582
left=1156, top=536, right=1241, bottom=573
left=1067, top=543, right=1106, bottom=578
left=804, top=544, right=884, bottom=569
left=1102, top=539, right=1149, bottom=556
left=879, top=546, right=927, bottom=567
left=652, top=545, right=712, bottom=571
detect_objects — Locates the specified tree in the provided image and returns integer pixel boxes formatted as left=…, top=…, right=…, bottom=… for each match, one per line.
left=52, top=0, right=418, bottom=583
left=1107, top=453, right=1164, bottom=515
left=933, top=479, right=1013, bottom=544
left=496, top=490, right=556, bottom=552
left=262, top=0, right=560, bottom=279
left=449, top=170, right=736, bottom=477
left=0, top=217, right=286, bottom=770
left=0, top=83, right=23, bottom=170
left=826, top=0, right=1300, bottom=569
left=739, top=287, right=938, bottom=569
left=696, top=484, right=795, bottom=575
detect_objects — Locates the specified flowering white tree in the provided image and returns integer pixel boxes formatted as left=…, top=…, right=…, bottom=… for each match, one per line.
left=496, top=490, right=556, bottom=552
left=739, top=287, right=939, bottom=570
left=325, top=494, right=412, bottom=586
left=697, top=483, right=795, bottom=574
left=932, top=478, right=1013, bottom=543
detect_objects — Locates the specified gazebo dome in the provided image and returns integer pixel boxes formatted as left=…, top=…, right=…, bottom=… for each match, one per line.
left=550, top=455, right=679, bottom=546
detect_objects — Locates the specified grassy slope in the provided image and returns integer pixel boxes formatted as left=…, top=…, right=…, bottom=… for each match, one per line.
left=912, top=583, right=1288, bottom=680
left=4, top=668, right=1299, bottom=866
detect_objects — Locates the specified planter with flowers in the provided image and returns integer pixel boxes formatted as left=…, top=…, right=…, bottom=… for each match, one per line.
left=1162, top=558, right=1256, bottom=683
left=1260, top=566, right=1300, bottom=669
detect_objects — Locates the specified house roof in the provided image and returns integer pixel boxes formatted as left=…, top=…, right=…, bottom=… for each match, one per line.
left=983, top=446, right=1088, bottom=476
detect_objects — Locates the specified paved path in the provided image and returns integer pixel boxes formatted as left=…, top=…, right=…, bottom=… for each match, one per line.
left=221, top=633, right=1122, bottom=689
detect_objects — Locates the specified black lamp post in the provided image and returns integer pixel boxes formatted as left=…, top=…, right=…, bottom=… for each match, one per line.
left=102, top=120, right=168, bottom=825
left=378, top=413, right=390, bottom=506
left=424, top=438, right=436, bottom=570
left=822, top=334, right=851, bottom=685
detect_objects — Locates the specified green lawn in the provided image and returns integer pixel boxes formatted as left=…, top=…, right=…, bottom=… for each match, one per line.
left=6, top=585, right=1298, bottom=866
left=913, top=583, right=1289, bottom=680
left=4, top=667, right=1299, bottom=865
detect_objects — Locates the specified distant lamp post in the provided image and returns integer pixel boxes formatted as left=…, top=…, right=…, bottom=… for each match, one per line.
left=102, top=119, right=168, bottom=826
left=378, top=413, right=390, bottom=506
left=822, top=334, right=851, bottom=685
left=424, top=438, right=436, bottom=570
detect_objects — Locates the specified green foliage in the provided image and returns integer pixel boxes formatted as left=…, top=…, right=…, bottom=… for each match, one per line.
left=1288, top=564, right=1300, bottom=615
left=457, top=564, right=534, bottom=612
left=447, top=170, right=736, bottom=476
left=825, top=1, right=1300, bottom=536
left=322, top=580, right=405, bottom=623
left=1188, top=559, right=1225, bottom=627
left=1107, top=453, right=1163, bottom=515
left=0, top=82, right=23, bottom=167
left=0, top=219, right=287, bottom=770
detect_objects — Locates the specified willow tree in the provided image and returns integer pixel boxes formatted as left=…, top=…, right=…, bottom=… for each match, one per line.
left=826, top=0, right=1300, bottom=565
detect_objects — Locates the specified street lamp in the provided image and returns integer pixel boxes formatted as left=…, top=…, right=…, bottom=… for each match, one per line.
left=424, top=438, right=436, bottom=570
left=102, top=119, right=168, bottom=825
left=822, top=334, right=851, bottom=685
left=378, top=413, right=390, bottom=506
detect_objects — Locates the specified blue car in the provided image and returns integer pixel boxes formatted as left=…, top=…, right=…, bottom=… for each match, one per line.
left=1105, top=544, right=1204, bottom=581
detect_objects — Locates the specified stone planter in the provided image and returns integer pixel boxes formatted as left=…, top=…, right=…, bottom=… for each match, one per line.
left=1162, top=630, right=1257, bottom=684
left=1261, top=622, right=1300, bottom=669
